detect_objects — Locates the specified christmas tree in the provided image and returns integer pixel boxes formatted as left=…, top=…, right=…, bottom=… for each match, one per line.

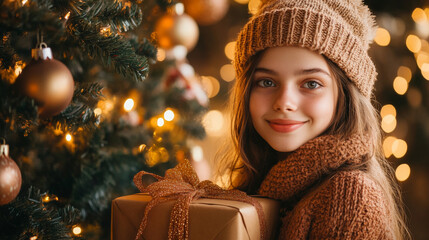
left=0, top=0, right=207, bottom=239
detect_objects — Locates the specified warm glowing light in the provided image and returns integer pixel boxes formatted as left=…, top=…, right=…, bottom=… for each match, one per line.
left=100, top=26, right=111, bottom=36
left=65, top=133, right=73, bottom=142
left=64, top=11, right=71, bottom=20
left=383, top=136, right=397, bottom=158
left=393, top=76, right=408, bottom=95
left=191, top=145, right=203, bottom=162
left=416, top=52, right=429, bottom=69
left=123, top=98, right=135, bottom=112
left=164, top=109, right=175, bottom=121
left=397, top=66, right=412, bottom=82
left=202, top=110, right=225, bottom=136
left=174, top=3, right=185, bottom=15
left=234, top=0, right=249, bottom=4
left=30, top=237, right=38, bottom=240
left=380, top=104, right=396, bottom=118
left=201, top=76, right=220, bottom=98
left=220, top=64, right=236, bottom=82
left=248, top=0, right=261, bottom=15
left=381, top=114, right=396, bottom=133
left=406, top=34, right=421, bottom=53
left=157, top=48, right=166, bottom=61
left=157, top=117, right=165, bottom=127
left=138, top=144, right=146, bottom=152
left=392, top=139, right=408, bottom=158
left=14, top=65, right=22, bottom=76
left=22, top=0, right=28, bottom=5
left=412, top=8, right=427, bottom=22
left=395, top=164, right=410, bottom=182
left=224, top=42, right=236, bottom=60
left=374, top=28, right=390, bottom=46
left=94, top=108, right=102, bottom=116
left=72, top=226, right=82, bottom=235
left=42, top=194, right=58, bottom=203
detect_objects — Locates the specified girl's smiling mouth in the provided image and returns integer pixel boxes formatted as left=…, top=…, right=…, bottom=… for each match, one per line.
left=267, top=119, right=307, bottom=133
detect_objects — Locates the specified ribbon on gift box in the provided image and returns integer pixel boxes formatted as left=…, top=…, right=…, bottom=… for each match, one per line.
left=133, top=159, right=267, bottom=240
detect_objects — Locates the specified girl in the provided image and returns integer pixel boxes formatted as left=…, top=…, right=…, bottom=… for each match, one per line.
left=217, top=0, right=409, bottom=239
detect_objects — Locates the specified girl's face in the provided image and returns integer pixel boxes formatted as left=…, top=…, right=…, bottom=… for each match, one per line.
left=249, top=46, right=338, bottom=152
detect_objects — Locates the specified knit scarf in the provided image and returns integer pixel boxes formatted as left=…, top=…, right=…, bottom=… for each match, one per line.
left=258, top=134, right=371, bottom=201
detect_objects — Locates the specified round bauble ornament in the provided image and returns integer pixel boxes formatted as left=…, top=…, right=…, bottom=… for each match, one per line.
left=155, top=12, right=199, bottom=51
left=14, top=44, right=74, bottom=118
left=0, top=142, right=22, bottom=205
left=182, top=0, right=229, bottom=26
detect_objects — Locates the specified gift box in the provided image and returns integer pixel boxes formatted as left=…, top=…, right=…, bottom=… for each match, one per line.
left=111, top=193, right=280, bottom=240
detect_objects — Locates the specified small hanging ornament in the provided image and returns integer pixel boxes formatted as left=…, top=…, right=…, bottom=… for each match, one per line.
left=0, top=139, right=22, bottom=205
left=14, top=34, right=74, bottom=118
left=182, top=0, right=229, bottom=26
left=154, top=3, right=199, bottom=51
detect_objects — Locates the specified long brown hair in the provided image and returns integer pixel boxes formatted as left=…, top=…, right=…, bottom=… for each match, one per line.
left=216, top=49, right=410, bottom=239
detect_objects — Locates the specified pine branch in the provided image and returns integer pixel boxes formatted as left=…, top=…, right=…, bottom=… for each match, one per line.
left=0, top=187, right=81, bottom=240
left=66, top=19, right=149, bottom=81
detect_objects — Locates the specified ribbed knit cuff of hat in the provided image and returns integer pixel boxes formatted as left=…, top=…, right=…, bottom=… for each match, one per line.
left=234, top=8, right=377, bottom=98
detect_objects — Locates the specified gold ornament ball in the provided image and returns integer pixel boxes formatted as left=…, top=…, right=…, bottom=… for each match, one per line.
left=155, top=13, right=199, bottom=51
left=15, top=58, right=74, bottom=118
left=0, top=154, right=22, bottom=205
left=182, top=0, right=229, bottom=26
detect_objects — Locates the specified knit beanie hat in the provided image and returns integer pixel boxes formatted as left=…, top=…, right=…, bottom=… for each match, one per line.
left=234, top=0, right=377, bottom=97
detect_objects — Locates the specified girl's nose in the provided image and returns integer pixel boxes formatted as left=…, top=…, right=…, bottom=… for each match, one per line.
left=273, top=87, right=298, bottom=112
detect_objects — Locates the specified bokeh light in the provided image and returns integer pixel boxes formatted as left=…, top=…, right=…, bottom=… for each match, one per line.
left=201, top=76, right=220, bottom=98
left=72, top=226, right=82, bottom=235
left=157, top=117, right=165, bottom=127
left=65, top=133, right=73, bottom=142
left=164, top=109, right=175, bottom=121
left=395, top=164, right=411, bottom=182
left=248, top=0, right=261, bottom=15
left=380, top=104, right=396, bottom=118
left=202, top=110, right=225, bottom=136
left=393, top=76, right=408, bottom=95
left=392, top=139, right=408, bottom=158
left=374, top=28, right=391, bottom=46
left=383, top=136, right=397, bottom=158
left=224, top=42, right=236, bottom=61
left=397, top=66, right=412, bottom=82
left=406, top=34, right=421, bottom=53
left=220, top=64, right=235, bottom=82
left=381, top=114, right=397, bottom=133
left=123, top=98, right=135, bottom=112
left=191, top=145, right=203, bottom=162
left=412, top=8, right=427, bottom=22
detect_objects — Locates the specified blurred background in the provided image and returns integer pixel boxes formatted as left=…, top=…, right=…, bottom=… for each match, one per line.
left=185, top=0, right=429, bottom=239
left=0, top=0, right=428, bottom=239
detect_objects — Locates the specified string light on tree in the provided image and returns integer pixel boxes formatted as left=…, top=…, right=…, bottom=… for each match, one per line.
left=157, top=117, right=165, bottom=127
left=14, top=38, right=74, bottom=118
left=0, top=139, right=22, bottom=205
left=65, top=133, right=73, bottom=142
left=72, top=225, right=82, bottom=235
left=164, top=109, right=175, bottom=122
left=123, top=98, right=135, bottom=112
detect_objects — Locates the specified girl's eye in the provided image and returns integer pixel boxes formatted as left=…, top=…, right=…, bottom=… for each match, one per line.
left=303, top=81, right=322, bottom=89
left=256, top=79, right=276, bottom=88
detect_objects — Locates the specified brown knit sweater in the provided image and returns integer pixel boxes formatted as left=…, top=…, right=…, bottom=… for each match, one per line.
left=258, top=135, right=394, bottom=239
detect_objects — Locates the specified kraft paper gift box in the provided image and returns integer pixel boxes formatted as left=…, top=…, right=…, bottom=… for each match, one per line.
left=111, top=193, right=280, bottom=240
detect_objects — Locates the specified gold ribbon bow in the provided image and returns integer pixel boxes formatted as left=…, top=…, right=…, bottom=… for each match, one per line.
left=133, top=159, right=267, bottom=240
